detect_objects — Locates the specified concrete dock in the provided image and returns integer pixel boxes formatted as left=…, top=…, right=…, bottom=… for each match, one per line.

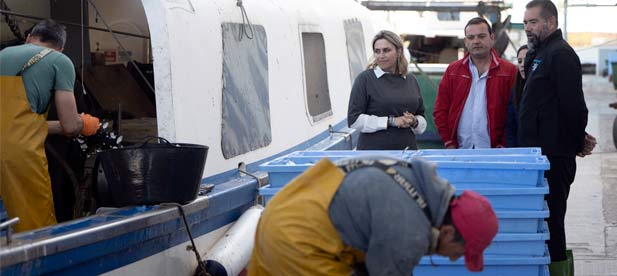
left=566, top=75, right=617, bottom=276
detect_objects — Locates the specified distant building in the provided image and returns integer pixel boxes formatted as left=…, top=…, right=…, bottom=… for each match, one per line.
left=569, top=34, right=617, bottom=76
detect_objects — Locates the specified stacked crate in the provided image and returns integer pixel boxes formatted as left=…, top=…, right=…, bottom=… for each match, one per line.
left=259, top=148, right=550, bottom=276
left=411, top=149, right=550, bottom=276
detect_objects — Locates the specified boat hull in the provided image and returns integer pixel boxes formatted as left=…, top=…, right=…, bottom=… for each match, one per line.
left=0, top=124, right=356, bottom=275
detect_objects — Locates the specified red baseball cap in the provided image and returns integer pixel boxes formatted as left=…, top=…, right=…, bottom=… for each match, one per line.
left=450, top=190, right=498, bottom=272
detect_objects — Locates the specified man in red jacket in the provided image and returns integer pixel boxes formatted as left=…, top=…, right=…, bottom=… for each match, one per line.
left=433, top=17, right=517, bottom=149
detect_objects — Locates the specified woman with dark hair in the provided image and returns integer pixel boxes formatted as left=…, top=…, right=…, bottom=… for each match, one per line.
left=347, top=30, right=427, bottom=150
left=507, top=45, right=597, bottom=152
left=505, top=45, right=529, bottom=147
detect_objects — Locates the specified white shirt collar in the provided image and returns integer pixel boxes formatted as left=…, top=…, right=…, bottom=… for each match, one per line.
left=468, top=59, right=488, bottom=79
left=373, top=66, right=406, bottom=79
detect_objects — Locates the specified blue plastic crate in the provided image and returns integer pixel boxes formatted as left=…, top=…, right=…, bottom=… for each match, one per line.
left=414, top=147, right=542, bottom=156
left=260, top=190, right=549, bottom=233
left=292, top=148, right=542, bottom=157
left=496, top=202, right=549, bottom=233
left=261, top=179, right=549, bottom=212
left=259, top=186, right=279, bottom=204
left=485, top=222, right=549, bottom=256
left=455, top=179, right=548, bottom=210
left=276, top=154, right=546, bottom=166
left=260, top=153, right=549, bottom=188
left=288, top=150, right=412, bottom=158
left=434, top=158, right=548, bottom=187
left=418, top=155, right=545, bottom=162
left=264, top=171, right=303, bottom=189
left=415, top=246, right=550, bottom=276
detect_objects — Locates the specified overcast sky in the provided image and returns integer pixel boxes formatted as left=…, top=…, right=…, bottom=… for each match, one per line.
left=511, top=1, right=617, bottom=33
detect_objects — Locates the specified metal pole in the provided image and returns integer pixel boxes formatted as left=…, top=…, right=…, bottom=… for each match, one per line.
left=564, top=0, right=568, bottom=41
left=0, top=217, right=19, bottom=245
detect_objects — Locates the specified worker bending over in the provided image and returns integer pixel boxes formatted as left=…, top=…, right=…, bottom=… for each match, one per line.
left=248, top=157, right=498, bottom=275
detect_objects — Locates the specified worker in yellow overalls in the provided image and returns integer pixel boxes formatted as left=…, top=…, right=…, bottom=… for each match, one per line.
left=0, top=19, right=99, bottom=232
left=248, top=157, right=499, bottom=275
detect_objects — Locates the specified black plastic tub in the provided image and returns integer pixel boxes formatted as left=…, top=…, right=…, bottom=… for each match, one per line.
left=95, top=137, right=208, bottom=207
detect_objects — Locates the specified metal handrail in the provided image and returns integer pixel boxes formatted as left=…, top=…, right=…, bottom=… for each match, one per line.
left=0, top=217, right=19, bottom=245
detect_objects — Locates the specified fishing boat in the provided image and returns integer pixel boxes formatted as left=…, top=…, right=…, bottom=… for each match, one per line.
left=0, top=0, right=375, bottom=274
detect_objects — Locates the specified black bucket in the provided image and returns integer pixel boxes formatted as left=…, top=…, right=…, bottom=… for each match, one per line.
left=95, top=137, right=208, bottom=207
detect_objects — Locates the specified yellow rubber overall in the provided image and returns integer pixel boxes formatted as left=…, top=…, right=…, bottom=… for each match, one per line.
left=1, top=75, right=56, bottom=232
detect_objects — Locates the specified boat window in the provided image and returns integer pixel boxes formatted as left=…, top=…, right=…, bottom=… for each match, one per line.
left=343, top=19, right=367, bottom=85
left=301, top=32, right=332, bottom=122
left=221, top=23, right=271, bottom=159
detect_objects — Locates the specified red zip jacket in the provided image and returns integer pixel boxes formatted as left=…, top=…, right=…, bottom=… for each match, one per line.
left=433, top=49, right=516, bottom=148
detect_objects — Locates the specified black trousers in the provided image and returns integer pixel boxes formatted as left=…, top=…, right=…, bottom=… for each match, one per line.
left=545, top=156, right=576, bottom=262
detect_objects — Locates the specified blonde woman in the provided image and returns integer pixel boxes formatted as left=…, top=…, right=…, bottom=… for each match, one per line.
left=347, top=30, right=427, bottom=150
